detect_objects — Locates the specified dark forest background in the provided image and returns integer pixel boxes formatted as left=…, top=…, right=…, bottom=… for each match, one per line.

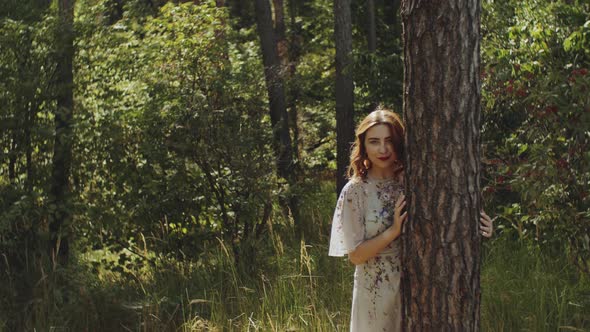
left=0, top=0, right=589, bottom=330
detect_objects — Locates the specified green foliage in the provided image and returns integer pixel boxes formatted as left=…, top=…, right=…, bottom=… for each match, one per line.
left=350, top=0, right=403, bottom=113
left=73, top=1, right=277, bottom=266
left=482, top=238, right=590, bottom=331
left=0, top=4, right=62, bottom=327
left=1, top=0, right=589, bottom=329
left=482, top=0, right=590, bottom=274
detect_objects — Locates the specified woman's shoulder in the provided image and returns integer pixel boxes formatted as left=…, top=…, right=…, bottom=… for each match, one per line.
left=340, top=177, right=366, bottom=197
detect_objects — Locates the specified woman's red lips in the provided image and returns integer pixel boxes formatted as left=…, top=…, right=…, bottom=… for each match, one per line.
left=378, top=156, right=390, bottom=161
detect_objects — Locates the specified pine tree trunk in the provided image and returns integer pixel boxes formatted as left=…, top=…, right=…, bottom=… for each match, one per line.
left=400, top=0, right=482, bottom=330
left=334, top=0, right=354, bottom=195
left=254, top=0, right=293, bottom=181
left=272, top=0, right=286, bottom=41
left=49, top=0, right=75, bottom=267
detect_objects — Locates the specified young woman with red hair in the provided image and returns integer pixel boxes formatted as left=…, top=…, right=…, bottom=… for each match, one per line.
left=329, top=107, right=493, bottom=331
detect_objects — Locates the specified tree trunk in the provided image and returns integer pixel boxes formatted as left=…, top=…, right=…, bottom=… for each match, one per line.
left=367, top=0, right=376, bottom=53
left=400, top=0, right=482, bottom=330
left=254, top=0, right=294, bottom=181
left=334, top=0, right=354, bottom=196
left=49, top=0, right=75, bottom=267
left=272, top=0, right=287, bottom=57
left=288, top=0, right=302, bottom=162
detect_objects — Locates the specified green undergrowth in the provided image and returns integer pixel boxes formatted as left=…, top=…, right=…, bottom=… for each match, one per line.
left=1, top=183, right=589, bottom=331
left=481, top=237, right=590, bottom=331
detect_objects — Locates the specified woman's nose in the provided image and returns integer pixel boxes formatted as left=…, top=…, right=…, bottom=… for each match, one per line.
left=378, top=142, right=387, bottom=153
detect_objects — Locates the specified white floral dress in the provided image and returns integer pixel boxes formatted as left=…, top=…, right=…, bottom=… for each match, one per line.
left=329, top=177, right=403, bottom=332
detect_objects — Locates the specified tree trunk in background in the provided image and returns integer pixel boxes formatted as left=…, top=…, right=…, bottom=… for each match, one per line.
left=255, top=0, right=303, bottom=236
left=367, top=0, right=376, bottom=53
left=49, top=0, right=75, bottom=267
left=334, top=0, right=354, bottom=196
left=400, top=0, right=482, bottom=330
left=288, top=0, right=302, bottom=161
left=254, top=0, right=293, bottom=181
left=272, top=0, right=289, bottom=66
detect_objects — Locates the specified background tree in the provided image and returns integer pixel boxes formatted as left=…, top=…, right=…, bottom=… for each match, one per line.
left=49, top=0, right=75, bottom=267
left=254, top=0, right=293, bottom=181
left=400, top=0, right=483, bottom=329
left=334, top=0, right=354, bottom=195
left=254, top=0, right=304, bottom=237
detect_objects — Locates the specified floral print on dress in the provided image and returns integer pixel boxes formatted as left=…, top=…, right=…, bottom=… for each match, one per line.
left=329, top=177, right=404, bottom=332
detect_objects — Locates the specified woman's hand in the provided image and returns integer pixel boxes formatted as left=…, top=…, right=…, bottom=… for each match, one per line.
left=392, top=193, right=407, bottom=234
left=480, top=210, right=494, bottom=238
left=348, top=193, right=408, bottom=265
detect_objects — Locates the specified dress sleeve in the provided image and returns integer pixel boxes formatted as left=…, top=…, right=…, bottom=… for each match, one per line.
left=328, top=181, right=365, bottom=257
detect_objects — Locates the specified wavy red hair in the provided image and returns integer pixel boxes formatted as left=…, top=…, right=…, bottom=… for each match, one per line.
left=347, top=107, right=405, bottom=180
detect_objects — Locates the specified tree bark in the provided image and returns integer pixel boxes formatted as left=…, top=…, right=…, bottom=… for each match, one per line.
left=49, top=0, right=75, bottom=267
left=254, top=0, right=294, bottom=181
left=400, top=0, right=482, bottom=330
left=272, top=0, right=286, bottom=42
left=334, top=0, right=354, bottom=196
left=288, top=0, right=302, bottom=161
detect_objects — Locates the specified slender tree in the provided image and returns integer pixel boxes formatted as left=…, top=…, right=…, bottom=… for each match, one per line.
left=334, top=0, right=354, bottom=195
left=49, top=0, right=75, bottom=267
left=254, top=0, right=293, bottom=181
left=400, top=0, right=483, bottom=330
left=272, top=0, right=286, bottom=53
left=254, top=0, right=305, bottom=237
left=287, top=0, right=303, bottom=161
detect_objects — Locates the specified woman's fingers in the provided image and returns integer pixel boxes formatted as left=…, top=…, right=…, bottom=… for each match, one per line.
left=479, top=210, right=494, bottom=238
left=395, top=194, right=405, bottom=208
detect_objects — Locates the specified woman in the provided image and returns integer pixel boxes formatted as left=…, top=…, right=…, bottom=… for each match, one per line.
left=328, top=108, right=493, bottom=331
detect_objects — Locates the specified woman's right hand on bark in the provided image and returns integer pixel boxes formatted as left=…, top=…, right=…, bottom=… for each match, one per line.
left=392, top=193, right=407, bottom=234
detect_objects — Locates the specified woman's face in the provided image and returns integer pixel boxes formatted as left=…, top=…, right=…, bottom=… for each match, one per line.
left=364, top=124, right=397, bottom=171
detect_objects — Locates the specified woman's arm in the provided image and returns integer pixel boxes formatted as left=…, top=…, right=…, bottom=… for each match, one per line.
left=349, top=194, right=407, bottom=265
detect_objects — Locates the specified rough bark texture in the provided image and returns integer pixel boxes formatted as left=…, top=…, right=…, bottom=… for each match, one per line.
left=400, top=0, right=482, bottom=330
left=272, top=0, right=287, bottom=63
left=334, top=0, right=355, bottom=195
left=49, top=0, right=75, bottom=266
left=254, top=0, right=293, bottom=180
